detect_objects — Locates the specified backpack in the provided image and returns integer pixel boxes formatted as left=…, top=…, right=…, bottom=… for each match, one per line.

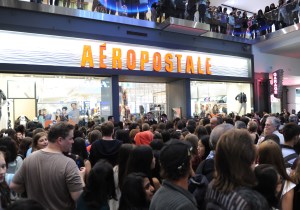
left=195, top=158, right=214, bottom=183
left=284, top=153, right=298, bottom=168
left=189, top=174, right=208, bottom=210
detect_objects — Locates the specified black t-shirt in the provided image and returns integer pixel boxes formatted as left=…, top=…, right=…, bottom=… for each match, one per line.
left=89, top=139, right=122, bottom=167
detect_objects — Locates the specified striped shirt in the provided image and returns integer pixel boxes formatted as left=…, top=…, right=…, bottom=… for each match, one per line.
left=205, top=185, right=268, bottom=210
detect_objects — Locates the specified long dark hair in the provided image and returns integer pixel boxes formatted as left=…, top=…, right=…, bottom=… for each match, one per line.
left=117, top=144, right=135, bottom=188
left=72, top=137, right=88, bottom=160
left=125, top=146, right=154, bottom=187
left=254, top=164, right=279, bottom=208
left=0, top=137, right=17, bottom=163
left=18, top=137, right=32, bottom=159
left=0, top=147, right=10, bottom=208
left=119, top=173, right=149, bottom=210
left=200, top=135, right=211, bottom=159
left=82, top=160, right=116, bottom=208
left=115, top=130, right=131, bottom=144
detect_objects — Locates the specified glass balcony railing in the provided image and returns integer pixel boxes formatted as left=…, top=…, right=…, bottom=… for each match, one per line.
left=264, top=1, right=299, bottom=29
left=8, top=0, right=300, bottom=39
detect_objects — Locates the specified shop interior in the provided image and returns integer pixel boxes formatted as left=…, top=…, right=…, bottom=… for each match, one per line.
left=190, top=81, right=253, bottom=117
left=119, top=82, right=166, bottom=122
left=0, top=74, right=112, bottom=129
left=271, top=94, right=281, bottom=114
left=0, top=72, right=255, bottom=129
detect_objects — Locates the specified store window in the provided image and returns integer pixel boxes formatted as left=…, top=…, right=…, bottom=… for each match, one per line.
left=0, top=74, right=111, bottom=129
left=119, top=82, right=166, bottom=121
left=271, top=94, right=281, bottom=114
left=190, top=81, right=252, bottom=117
left=296, top=89, right=300, bottom=112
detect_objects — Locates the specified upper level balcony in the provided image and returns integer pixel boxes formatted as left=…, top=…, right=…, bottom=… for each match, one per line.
left=1, top=0, right=300, bottom=58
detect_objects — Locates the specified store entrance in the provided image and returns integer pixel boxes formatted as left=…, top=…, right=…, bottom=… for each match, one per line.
left=0, top=74, right=112, bottom=129
left=119, top=82, right=166, bottom=122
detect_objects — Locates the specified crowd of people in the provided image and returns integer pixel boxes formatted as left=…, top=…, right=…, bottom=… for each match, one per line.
left=26, top=0, right=300, bottom=39
left=160, top=0, right=300, bottom=38
left=1, top=109, right=300, bottom=209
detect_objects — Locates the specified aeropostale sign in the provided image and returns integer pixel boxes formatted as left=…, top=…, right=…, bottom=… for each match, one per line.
left=81, top=43, right=212, bottom=74
left=0, top=30, right=251, bottom=78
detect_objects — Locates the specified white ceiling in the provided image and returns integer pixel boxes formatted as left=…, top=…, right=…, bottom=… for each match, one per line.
left=254, top=27, right=300, bottom=86
left=211, top=0, right=276, bottom=13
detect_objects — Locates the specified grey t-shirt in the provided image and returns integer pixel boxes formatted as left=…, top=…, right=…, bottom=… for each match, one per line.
left=150, top=180, right=198, bottom=210
left=12, top=150, right=83, bottom=210
left=68, top=109, right=80, bottom=124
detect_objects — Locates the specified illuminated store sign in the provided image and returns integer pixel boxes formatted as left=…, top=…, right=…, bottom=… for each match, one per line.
left=0, top=30, right=251, bottom=77
left=272, top=69, right=284, bottom=99
left=273, top=72, right=278, bottom=95
left=81, top=44, right=212, bottom=74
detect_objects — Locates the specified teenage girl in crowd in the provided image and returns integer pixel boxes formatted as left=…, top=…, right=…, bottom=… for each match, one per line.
left=77, top=160, right=116, bottom=210
left=32, top=132, right=48, bottom=153
left=119, top=173, right=154, bottom=210
left=0, top=147, right=11, bottom=209
left=258, top=140, right=295, bottom=210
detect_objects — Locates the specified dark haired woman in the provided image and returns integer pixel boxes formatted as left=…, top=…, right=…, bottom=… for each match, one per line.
left=264, top=6, right=272, bottom=33
left=0, top=147, right=11, bottom=209
left=257, top=9, right=267, bottom=36
left=205, top=129, right=268, bottom=209
left=66, top=137, right=91, bottom=178
left=241, top=11, right=248, bottom=38
left=119, top=173, right=154, bottom=210
left=125, top=146, right=160, bottom=191
left=17, top=137, right=32, bottom=159
left=77, top=160, right=116, bottom=210
left=254, top=164, right=282, bottom=209
left=109, top=144, right=135, bottom=210
left=197, top=135, right=211, bottom=161
left=0, top=137, right=23, bottom=175
left=258, top=140, right=295, bottom=210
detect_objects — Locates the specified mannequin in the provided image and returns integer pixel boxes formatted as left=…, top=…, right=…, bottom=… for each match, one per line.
left=235, top=92, right=247, bottom=115
left=0, top=89, right=7, bottom=121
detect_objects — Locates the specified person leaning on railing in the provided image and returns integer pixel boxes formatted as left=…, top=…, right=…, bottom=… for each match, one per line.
left=219, top=7, right=228, bottom=34
left=227, top=12, right=235, bottom=36
left=256, top=9, right=267, bottom=36
left=248, top=13, right=258, bottom=39
left=241, top=11, right=248, bottom=38
left=276, top=0, right=287, bottom=30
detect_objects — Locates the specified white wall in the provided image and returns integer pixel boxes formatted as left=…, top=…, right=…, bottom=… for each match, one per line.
left=253, top=46, right=300, bottom=113
left=0, top=75, right=10, bottom=130
left=253, top=46, right=300, bottom=85
left=286, top=86, right=300, bottom=113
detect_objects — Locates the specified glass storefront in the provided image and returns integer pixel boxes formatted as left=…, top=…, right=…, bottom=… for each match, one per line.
left=0, top=74, right=112, bottom=129
left=191, top=81, right=253, bottom=117
left=119, top=82, right=166, bottom=121
left=296, top=89, right=300, bottom=113
left=271, top=94, right=281, bottom=114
